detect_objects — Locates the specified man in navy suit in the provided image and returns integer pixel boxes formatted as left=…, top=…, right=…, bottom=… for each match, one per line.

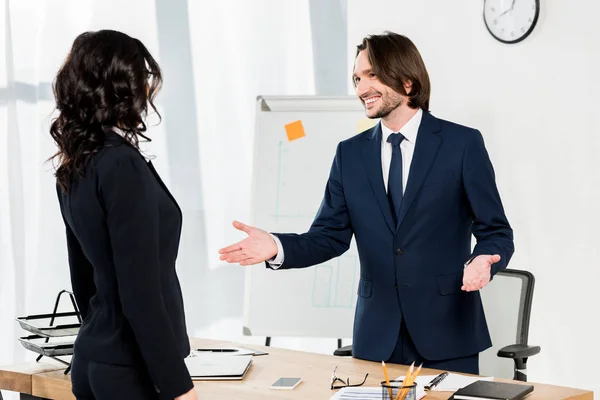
left=219, top=32, right=514, bottom=374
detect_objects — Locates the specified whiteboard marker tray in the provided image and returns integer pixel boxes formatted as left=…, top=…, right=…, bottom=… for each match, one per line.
left=16, top=311, right=81, bottom=337
left=18, top=334, right=76, bottom=357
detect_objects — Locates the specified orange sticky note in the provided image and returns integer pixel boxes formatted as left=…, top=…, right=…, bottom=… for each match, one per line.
left=356, top=118, right=377, bottom=133
left=284, top=120, right=306, bottom=141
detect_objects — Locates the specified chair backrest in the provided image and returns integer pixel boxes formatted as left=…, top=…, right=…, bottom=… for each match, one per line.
left=478, top=269, right=535, bottom=379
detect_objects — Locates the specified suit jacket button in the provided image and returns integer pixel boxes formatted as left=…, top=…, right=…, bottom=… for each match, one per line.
left=395, top=248, right=403, bottom=255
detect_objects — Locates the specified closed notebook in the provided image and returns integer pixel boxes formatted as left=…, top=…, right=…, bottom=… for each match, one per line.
left=452, top=380, right=534, bottom=400
left=184, top=354, right=253, bottom=380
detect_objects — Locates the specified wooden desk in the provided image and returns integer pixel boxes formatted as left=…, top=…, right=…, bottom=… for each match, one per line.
left=0, top=338, right=593, bottom=400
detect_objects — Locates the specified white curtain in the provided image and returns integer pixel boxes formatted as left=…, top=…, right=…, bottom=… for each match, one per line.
left=1, top=1, right=341, bottom=391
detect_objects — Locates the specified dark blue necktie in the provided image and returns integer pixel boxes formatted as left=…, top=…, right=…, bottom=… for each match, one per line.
left=387, top=132, right=405, bottom=225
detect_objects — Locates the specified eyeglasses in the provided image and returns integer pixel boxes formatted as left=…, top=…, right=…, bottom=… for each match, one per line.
left=330, top=366, right=369, bottom=390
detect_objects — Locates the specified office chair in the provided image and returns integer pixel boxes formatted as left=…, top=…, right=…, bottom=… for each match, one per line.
left=478, top=268, right=541, bottom=381
left=333, top=268, right=540, bottom=382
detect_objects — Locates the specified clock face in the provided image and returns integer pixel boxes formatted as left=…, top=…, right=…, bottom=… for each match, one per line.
left=484, top=0, right=539, bottom=44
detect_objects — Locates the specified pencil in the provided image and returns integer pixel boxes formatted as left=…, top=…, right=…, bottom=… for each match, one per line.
left=405, top=362, right=415, bottom=384
left=394, top=363, right=413, bottom=400
left=408, top=363, right=422, bottom=388
left=408, top=363, right=422, bottom=385
left=382, top=361, right=393, bottom=399
left=396, top=362, right=421, bottom=400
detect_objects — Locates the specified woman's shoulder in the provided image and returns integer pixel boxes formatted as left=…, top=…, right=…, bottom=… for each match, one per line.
left=92, top=132, right=148, bottom=176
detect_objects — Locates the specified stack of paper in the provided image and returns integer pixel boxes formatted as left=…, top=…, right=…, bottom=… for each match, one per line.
left=396, top=373, right=494, bottom=392
left=330, top=385, right=426, bottom=400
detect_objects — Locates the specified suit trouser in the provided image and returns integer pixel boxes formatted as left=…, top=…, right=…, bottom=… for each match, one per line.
left=387, top=317, right=479, bottom=375
left=70, top=351, right=159, bottom=400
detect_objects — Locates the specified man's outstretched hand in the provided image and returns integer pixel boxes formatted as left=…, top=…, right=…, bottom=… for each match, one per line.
left=218, top=221, right=278, bottom=266
left=462, top=254, right=501, bottom=292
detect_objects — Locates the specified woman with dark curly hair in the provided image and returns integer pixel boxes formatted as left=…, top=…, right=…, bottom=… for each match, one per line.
left=49, top=30, right=197, bottom=400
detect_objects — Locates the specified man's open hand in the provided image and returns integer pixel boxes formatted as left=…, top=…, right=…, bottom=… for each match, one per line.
left=462, top=254, right=501, bottom=292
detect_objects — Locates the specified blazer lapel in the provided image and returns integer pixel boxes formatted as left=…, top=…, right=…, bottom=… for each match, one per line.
left=396, top=112, right=443, bottom=229
left=147, top=160, right=183, bottom=221
left=362, top=123, right=395, bottom=233
left=103, top=130, right=183, bottom=220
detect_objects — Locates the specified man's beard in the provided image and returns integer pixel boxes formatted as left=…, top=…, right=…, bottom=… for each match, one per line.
left=371, top=95, right=403, bottom=119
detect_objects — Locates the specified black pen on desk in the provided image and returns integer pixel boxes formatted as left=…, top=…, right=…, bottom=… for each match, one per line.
left=424, top=371, right=448, bottom=391
left=195, top=348, right=238, bottom=353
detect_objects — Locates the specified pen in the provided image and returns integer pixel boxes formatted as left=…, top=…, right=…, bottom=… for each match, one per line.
left=195, top=348, right=238, bottom=352
left=424, top=371, right=448, bottom=390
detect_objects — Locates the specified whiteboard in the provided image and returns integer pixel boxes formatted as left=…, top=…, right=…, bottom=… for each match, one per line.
left=243, top=96, right=378, bottom=339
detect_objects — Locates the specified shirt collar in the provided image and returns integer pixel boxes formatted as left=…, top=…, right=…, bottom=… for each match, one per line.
left=111, top=126, right=127, bottom=138
left=380, top=107, right=423, bottom=144
left=109, top=126, right=150, bottom=160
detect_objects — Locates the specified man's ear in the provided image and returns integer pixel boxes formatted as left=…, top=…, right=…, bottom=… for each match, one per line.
left=403, top=80, right=413, bottom=95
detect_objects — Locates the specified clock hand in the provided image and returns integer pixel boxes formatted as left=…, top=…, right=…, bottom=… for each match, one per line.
left=498, top=8, right=511, bottom=17
left=499, top=0, right=517, bottom=17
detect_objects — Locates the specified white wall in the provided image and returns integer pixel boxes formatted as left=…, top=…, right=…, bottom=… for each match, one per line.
left=348, top=0, right=600, bottom=393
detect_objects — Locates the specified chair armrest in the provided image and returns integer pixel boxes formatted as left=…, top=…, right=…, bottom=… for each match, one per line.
left=333, top=344, right=352, bottom=357
left=497, top=344, right=541, bottom=359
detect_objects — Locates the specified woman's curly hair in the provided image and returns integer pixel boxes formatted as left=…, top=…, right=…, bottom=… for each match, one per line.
left=49, top=29, right=162, bottom=191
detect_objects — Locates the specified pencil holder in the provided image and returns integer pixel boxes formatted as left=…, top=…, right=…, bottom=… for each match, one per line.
left=380, top=380, right=416, bottom=400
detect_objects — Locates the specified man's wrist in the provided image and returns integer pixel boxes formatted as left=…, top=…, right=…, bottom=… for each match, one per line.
left=268, top=234, right=284, bottom=266
left=464, top=256, right=475, bottom=268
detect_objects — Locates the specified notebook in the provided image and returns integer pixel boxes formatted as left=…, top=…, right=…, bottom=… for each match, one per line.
left=184, top=353, right=253, bottom=380
left=452, top=380, right=534, bottom=400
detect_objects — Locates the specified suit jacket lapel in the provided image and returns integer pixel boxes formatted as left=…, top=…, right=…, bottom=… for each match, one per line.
left=396, top=111, right=443, bottom=229
left=146, top=161, right=183, bottom=220
left=362, top=123, right=395, bottom=233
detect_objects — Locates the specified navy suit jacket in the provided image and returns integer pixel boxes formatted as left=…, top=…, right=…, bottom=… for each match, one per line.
left=272, top=110, right=514, bottom=362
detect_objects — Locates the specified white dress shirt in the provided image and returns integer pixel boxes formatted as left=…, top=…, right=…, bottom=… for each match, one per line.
left=380, top=108, right=422, bottom=195
left=268, top=108, right=423, bottom=267
left=111, top=126, right=128, bottom=139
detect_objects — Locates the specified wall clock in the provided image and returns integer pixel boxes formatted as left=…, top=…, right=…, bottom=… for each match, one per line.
left=483, top=0, right=540, bottom=44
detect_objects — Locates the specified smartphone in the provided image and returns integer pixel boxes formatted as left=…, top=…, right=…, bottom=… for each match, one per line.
left=270, top=377, right=302, bottom=390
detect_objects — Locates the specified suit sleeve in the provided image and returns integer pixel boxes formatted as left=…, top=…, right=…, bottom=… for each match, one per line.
left=462, top=130, right=515, bottom=277
left=99, top=153, right=193, bottom=399
left=58, top=198, right=96, bottom=320
left=269, top=142, right=354, bottom=269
